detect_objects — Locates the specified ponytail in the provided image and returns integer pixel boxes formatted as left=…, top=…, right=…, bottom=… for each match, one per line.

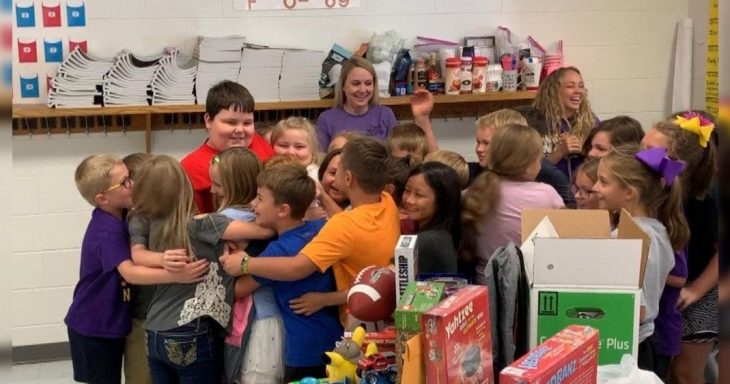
left=657, top=179, right=690, bottom=251
left=461, top=170, right=502, bottom=232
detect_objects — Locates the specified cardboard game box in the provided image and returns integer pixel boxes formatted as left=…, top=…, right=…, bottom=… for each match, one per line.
left=521, top=209, right=648, bottom=365
left=395, top=281, right=445, bottom=383
left=421, top=285, right=493, bottom=384
left=395, top=235, right=418, bottom=299
left=500, top=325, right=599, bottom=384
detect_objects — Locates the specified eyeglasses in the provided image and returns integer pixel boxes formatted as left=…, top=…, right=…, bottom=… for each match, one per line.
left=571, top=185, right=594, bottom=199
left=104, top=176, right=132, bottom=193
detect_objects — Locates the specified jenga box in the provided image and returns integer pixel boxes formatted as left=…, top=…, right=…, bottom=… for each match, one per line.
left=421, top=285, right=493, bottom=384
left=395, top=281, right=445, bottom=383
left=395, top=235, right=418, bottom=299
left=500, top=325, right=599, bottom=384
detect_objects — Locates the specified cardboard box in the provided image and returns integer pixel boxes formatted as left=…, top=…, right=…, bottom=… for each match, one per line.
left=395, top=235, right=419, bottom=299
left=521, top=209, right=648, bottom=365
left=395, top=281, right=445, bottom=383
left=421, top=285, right=493, bottom=384
left=501, top=325, right=599, bottom=384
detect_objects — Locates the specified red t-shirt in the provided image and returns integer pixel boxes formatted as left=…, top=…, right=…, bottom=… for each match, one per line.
left=181, top=134, right=274, bottom=213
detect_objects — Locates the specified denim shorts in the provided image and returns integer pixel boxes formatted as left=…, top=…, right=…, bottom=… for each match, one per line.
left=145, top=318, right=224, bottom=384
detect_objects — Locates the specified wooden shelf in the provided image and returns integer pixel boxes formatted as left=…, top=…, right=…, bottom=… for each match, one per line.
left=12, top=91, right=536, bottom=152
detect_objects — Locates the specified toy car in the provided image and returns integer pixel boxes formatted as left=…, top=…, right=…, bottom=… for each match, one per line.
left=356, top=352, right=397, bottom=384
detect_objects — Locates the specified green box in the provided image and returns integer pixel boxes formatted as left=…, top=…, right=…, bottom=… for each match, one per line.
left=530, top=288, right=639, bottom=365
left=395, top=281, right=445, bottom=332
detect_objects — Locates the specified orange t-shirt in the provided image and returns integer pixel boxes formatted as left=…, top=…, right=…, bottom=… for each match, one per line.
left=301, top=192, right=401, bottom=325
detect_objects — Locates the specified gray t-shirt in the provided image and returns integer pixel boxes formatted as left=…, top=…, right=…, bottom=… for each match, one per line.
left=634, top=216, right=675, bottom=342
left=127, top=212, right=156, bottom=320
left=144, top=213, right=234, bottom=331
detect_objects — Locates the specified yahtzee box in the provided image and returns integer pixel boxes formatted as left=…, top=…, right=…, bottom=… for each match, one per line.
left=421, top=285, right=493, bottom=384
left=500, top=325, right=599, bottom=384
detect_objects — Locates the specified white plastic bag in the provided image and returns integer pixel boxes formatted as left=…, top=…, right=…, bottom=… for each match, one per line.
left=597, top=355, right=663, bottom=384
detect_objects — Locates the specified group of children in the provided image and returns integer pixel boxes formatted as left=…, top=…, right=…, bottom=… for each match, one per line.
left=64, top=57, right=721, bottom=384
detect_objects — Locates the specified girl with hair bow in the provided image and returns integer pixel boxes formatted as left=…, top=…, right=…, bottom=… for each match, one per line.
left=593, top=144, right=690, bottom=379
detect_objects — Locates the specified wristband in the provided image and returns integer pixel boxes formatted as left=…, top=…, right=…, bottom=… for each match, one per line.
left=240, top=254, right=250, bottom=275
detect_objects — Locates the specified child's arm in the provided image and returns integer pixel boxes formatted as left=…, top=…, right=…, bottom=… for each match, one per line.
left=131, top=244, right=191, bottom=273
left=678, top=252, right=719, bottom=310
left=411, top=89, right=439, bottom=152
left=289, top=290, right=347, bottom=316
left=317, top=184, right=344, bottom=218
left=222, top=220, right=275, bottom=241
left=221, top=247, right=319, bottom=281
left=234, top=275, right=261, bottom=299
left=117, top=259, right=208, bottom=285
left=666, top=274, right=687, bottom=288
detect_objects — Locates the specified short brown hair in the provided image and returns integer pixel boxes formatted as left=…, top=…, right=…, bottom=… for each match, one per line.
left=341, top=137, right=389, bottom=194
left=582, top=116, right=645, bottom=155
left=386, top=155, right=417, bottom=207
left=387, top=123, right=428, bottom=161
left=206, top=80, right=255, bottom=119
left=424, top=150, right=469, bottom=189
left=265, top=154, right=302, bottom=170
left=75, top=154, right=123, bottom=206
left=257, top=165, right=315, bottom=220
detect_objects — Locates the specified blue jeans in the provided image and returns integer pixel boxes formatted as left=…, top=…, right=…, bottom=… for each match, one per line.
left=146, top=319, right=223, bottom=384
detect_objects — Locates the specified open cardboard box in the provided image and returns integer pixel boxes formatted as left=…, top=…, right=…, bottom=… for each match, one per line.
left=520, top=209, right=650, bottom=365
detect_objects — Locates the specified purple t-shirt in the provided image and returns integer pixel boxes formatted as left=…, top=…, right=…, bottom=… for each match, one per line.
left=654, top=249, right=688, bottom=356
left=316, top=105, right=397, bottom=149
left=65, top=208, right=132, bottom=338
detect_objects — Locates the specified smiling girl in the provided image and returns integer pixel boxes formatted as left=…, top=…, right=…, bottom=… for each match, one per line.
left=519, top=67, right=598, bottom=180
left=270, top=117, right=323, bottom=181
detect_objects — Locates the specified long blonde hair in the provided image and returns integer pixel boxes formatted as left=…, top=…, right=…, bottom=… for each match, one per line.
left=600, top=144, right=690, bottom=251
left=334, top=56, right=379, bottom=108
left=462, top=124, right=543, bottom=231
left=213, top=147, right=261, bottom=210
left=532, top=67, right=596, bottom=150
left=132, top=155, right=194, bottom=255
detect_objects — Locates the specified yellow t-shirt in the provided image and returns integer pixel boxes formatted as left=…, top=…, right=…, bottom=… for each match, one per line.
left=302, top=192, right=401, bottom=325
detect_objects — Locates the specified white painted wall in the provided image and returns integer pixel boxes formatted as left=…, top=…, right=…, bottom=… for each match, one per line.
left=11, top=0, right=692, bottom=346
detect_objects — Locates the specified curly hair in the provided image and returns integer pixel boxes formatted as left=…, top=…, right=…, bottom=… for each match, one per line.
left=532, top=67, right=596, bottom=151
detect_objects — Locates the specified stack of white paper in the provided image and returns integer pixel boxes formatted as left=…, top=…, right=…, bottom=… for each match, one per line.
left=151, top=49, right=198, bottom=105
left=280, top=49, right=324, bottom=101
left=195, top=36, right=246, bottom=103
left=103, top=51, right=163, bottom=106
left=238, top=45, right=285, bottom=102
left=47, top=48, right=114, bottom=107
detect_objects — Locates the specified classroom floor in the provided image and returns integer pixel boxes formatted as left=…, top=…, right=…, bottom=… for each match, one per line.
left=12, top=360, right=75, bottom=384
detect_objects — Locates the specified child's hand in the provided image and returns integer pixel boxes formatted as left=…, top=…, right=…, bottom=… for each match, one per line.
left=304, top=203, right=327, bottom=221
left=677, top=286, right=703, bottom=310
left=219, top=243, right=247, bottom=277
left=174, top=259, right=209, bottom=284
left=162, top=249, right=189, bottom=273
left=558, top=133, right=582, bottom=156
left=289, top=292, right=328, bottom=316
left=410, top=88, right=434, bottom=119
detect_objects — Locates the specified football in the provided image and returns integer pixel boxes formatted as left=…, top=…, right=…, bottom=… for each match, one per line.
left=347, top=266, right=397, bottom=322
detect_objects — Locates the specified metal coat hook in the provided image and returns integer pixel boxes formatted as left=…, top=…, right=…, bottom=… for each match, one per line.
left=45, top=117, right=51, bottom=138
left=65, top=116, right=71, bottom=136
left=102, top=115, right=107, bottom=136
left=188, top=113, right=192, bottom=133
left=25, top=118, right=32, bottom=138
left=84, top=116, right=90, bottom=136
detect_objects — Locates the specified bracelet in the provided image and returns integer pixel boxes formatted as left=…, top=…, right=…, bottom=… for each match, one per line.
left=240, top=254, right=250, bottom=275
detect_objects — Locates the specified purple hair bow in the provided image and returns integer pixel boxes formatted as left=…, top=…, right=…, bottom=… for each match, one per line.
left=635, top=147, right=685, bottom=186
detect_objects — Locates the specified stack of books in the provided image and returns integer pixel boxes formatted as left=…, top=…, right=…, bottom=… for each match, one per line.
left=102, top=51, right=163, bottom=106
left=194, top=35, right=246, bottom=103
left=150, top=49, right=198, bottom=105
left=47, top=48, right=114, bottom=107
left=280, top=49, right=324, bottom=101
left=238, top=45, right=285, bottom=102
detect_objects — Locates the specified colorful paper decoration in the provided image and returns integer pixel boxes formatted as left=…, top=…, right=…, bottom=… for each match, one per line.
left=20, top=74, right=40, bottom=98
left=44, top=38, right=63, bottom=62
left=66, top=2, right=86, bottom=27
left=69, top=39, right=88, bottom=54
left=42, top=3, right=62, bottom=27
left=15, top=3, right=36, bottom=28
left=18, top=38, right=38, bottom=63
